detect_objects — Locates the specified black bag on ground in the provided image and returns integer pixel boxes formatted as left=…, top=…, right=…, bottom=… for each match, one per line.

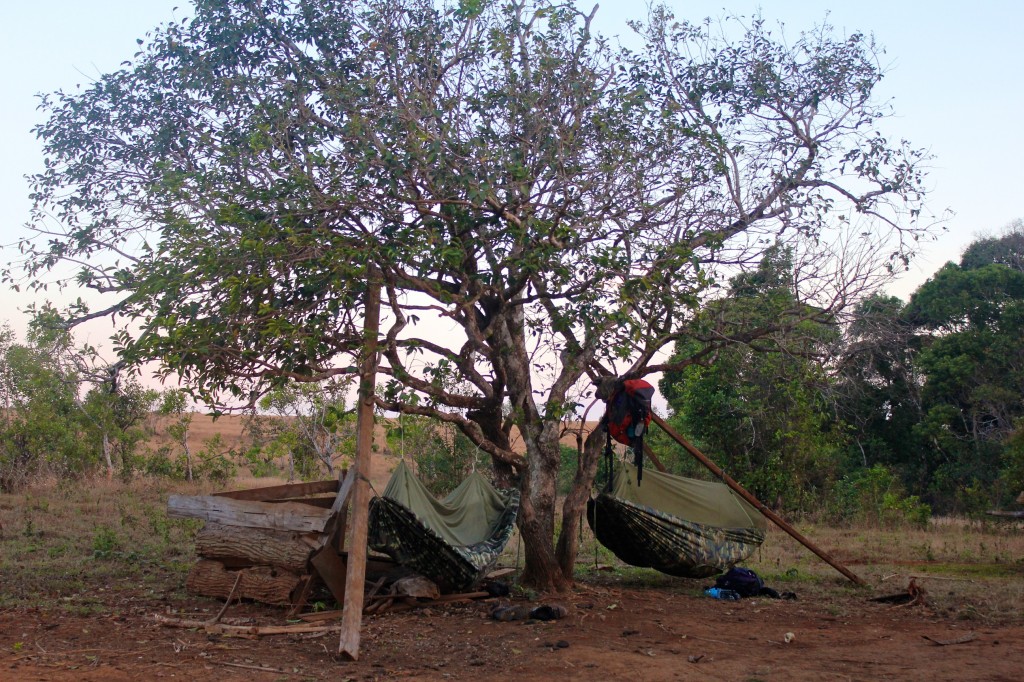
left=714, top=567, right=764, bottom=597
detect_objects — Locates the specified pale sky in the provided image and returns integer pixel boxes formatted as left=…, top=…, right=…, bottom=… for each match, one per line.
left=1, top=0, right=1022, bottom=343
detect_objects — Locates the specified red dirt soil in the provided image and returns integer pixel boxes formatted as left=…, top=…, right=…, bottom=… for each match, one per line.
left=2, top=581, right=1021, bottom=681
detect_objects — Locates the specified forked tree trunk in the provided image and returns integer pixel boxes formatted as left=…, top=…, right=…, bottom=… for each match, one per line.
left=555, top=423, right=605, bottom=577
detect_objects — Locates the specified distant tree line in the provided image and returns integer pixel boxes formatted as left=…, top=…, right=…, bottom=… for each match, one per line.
left=656, top=223, right=1024, bottom=519
left=0, top=322, right=483, bottom=492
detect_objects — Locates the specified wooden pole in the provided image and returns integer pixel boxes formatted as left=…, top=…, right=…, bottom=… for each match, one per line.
left=338, top=276, right=381, bottom=660
left=642, top=442, right=668, bottom=473
left=650, top=413, right=865, bottom=586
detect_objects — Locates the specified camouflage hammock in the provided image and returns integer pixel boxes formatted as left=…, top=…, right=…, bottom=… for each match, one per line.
left=368, top=460, right=520, bottom=591
left=587, top=460, right=767, bottom=579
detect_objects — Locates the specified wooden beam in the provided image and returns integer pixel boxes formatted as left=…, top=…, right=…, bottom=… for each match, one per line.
left=642, top=442, right=668, bottom=473
left=311, top=546, right=349, bottom=606
left=650, top=413, right=865, bottom=586
left=167, top=495, right=333, bottom=533
left=214, top=479, right=339, bottom=501
left=338, top=275, right=381, bottom=660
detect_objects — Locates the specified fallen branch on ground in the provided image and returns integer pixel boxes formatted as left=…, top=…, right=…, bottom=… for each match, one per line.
left=922, top=632, right=977, bottom=646
left=151, top=613, right=342, bottom=637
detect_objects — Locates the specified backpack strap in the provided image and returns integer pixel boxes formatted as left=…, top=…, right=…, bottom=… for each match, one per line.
left=601, top=415, right=614, bottom=492
left=633, top=433, right=643, bottom=486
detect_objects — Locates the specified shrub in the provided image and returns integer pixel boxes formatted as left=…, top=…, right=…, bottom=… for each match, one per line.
left=829, top=464, right=931, bottom=527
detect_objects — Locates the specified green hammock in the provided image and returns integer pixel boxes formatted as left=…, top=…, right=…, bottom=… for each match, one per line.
left=368, top=460, right=520, bottom=591
left=587, top=460, right=767, bottom=579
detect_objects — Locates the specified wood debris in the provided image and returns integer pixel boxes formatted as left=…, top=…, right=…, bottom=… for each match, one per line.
left=922, top=632, right=978, bottom=646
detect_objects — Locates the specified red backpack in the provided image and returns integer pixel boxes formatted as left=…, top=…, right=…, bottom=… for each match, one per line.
left=606, top=379, right=655, bottom=445
left=603, top=379, right=655, bottom=485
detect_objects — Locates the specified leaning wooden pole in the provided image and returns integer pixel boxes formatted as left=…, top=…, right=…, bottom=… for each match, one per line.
left=338, top=275, right=382, bottom=660
left=650, top=413, right=865, bottom=586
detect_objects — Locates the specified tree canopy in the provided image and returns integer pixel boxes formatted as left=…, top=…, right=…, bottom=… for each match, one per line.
left=903, top=225, right=1024, bottom=508
left=8, top=0, right=931, bottom=590
left=660, top=245, right=843, bottom=509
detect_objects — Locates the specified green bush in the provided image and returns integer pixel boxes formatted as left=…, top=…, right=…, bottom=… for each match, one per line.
left=238, top=445, right=280, bottom=478
left=829, top=464, right=931, bottom=527
left=91, top=525, right=121, bottom=559
left=141, top=446, right=181, bottom=479
left=193, top=435, right=237, bottom=483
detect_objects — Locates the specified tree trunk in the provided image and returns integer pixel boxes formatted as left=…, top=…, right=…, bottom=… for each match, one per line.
left=515, top=423, right=571, bottom=593
left=102, top=432, right=114, bottom=480
left=555, top=423, right=605, bottom=577
left=469, top=405, right=516, bottom=488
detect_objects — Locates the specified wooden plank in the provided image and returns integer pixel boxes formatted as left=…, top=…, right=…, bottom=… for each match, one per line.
left=310, top=547, right=348, bottom=606
left=214, top=479, right=339, bottom=501
left=338, top=275, right=380, bottom=661
left=167, top=495, right=333, bottom=533
left=153, top=613, right=341, bottom=636
left=272, top=496, right=336, bottom=509
left=314, top=468, right=357, bottom=552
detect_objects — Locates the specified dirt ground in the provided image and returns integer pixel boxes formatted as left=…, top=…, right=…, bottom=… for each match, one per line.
left=2, top=579, right=1021, bottom=682
left=3, top=418, right=1022, bottom=680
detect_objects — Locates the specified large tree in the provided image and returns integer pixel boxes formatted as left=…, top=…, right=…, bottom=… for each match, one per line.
left=8, top=0, right=930, bottom=590
left=834, top=294, right=927, bottom=489
left=904, top=226, right=1024, bottom=510
left=659, top=246, right=846, bottom=510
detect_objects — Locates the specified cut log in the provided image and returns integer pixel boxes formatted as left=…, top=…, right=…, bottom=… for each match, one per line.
left=194, top=523, right=318, bottom=574
left=167, top=495, right=333, bottom=533
left=986, top=510, right=1024, bottom=519
left=186, top=560, right=305, bottom=606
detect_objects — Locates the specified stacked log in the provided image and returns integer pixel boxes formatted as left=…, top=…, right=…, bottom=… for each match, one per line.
left=168, top=478, right=344, bottom=607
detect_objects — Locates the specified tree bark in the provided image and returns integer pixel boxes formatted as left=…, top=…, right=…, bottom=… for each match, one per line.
left=555, top=423, right=605, bottom=578
left=186, top=560, right=305, bottom=605
left=468, top=404, right=516, bottom=487
left=515, top=422, right=571, bottom=593
left=194, top=523, right=317, bottom=574
left=102, top=432, right=114, bottom=480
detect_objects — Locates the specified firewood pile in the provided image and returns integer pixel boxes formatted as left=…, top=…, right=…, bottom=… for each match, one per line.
left=168, top=475, right=370, bottom=612
left=166, top=474, right=506, bottom=619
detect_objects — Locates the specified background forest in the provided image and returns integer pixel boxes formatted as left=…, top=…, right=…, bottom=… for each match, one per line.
left=2, top=225, right=1022, bottom=521
left=656, top=223, right=1024, bottom=520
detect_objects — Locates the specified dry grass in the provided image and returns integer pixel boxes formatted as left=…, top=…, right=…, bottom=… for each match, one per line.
left=2, top=473, right=1022, bottom=624
left=0, top=475, right=214, bottom=613
left=557, top=514, right=1024, bottom=623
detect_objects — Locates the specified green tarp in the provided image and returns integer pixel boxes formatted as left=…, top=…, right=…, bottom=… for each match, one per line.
left=587, top=460, right=767, bottom=578
left=368, top=460, right=519, bottom=591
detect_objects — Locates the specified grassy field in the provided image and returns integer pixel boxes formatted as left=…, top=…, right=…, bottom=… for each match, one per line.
left=2, top=474, right=1021, bottom=625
